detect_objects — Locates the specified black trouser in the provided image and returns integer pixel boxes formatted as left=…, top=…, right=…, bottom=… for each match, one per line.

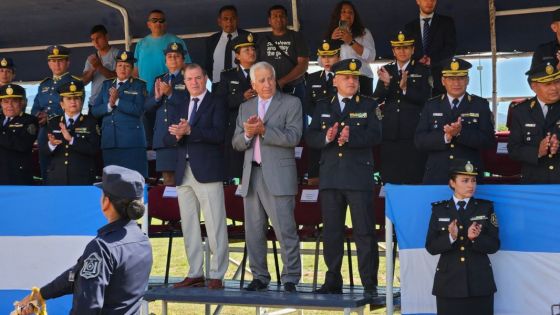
left=320, top=188, right=379, bottom=289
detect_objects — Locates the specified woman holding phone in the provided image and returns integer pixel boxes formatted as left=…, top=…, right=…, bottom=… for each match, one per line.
left=325, top=1, right=376, bottom=95
left=425, top=159, right=500, bottom=315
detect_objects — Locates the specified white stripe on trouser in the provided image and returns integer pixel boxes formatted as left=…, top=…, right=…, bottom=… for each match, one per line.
left=176, top=163, right=229, bottom=279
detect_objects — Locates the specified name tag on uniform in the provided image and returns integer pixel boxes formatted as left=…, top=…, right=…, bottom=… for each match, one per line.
left=350, top=112, right=367, bottom=119
left=124, top=90, right=138, bottom=95
left=409, top=74, right=422, bottom=78
left=10, top=123, right=23, bottom=128
left=470, top=215, right=488, bottom=221
left=432, top=113, right=443, bottom=117
left=438, top=218, right=450, bottom=222
left=321, top=114, right=331, bottom=118
left=52, top=130, right=62, bottom=133
left=461, top=112, right=480, bottom=118
left=75, top=127, right=90, bottom=134
left=312, top=85, right=322, bottom=88
left=41, top=87, right=50, bottom=93
left=174, top=84, right=185, bottom=90
left=231, top=81, right=239, bottom=84
left=524, top=123, right=536, bottom=127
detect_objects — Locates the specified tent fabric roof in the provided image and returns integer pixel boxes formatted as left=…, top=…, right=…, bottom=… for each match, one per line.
left=2, top=0, right=559, bottom=82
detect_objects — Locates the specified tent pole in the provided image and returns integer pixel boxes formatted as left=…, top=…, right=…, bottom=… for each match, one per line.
left=291, top=0, right=300, bottom=31
left=489, top=0, right=498, bottom=125
left=97, top=0, right=132, bottom=51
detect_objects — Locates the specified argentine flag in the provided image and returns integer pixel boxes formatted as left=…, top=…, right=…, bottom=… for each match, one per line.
left=0, top=186, right=106, bottom=314
left=385, top=184, right=560, bottom=315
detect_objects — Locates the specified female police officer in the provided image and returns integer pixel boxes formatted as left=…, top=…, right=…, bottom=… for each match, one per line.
left=425, top=159, right=500, bottom=315
left=16, top=165, right=152, bottom=314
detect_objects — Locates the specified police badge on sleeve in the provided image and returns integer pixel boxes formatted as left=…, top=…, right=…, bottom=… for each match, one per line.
left=80, top=252, right=102, bottom=279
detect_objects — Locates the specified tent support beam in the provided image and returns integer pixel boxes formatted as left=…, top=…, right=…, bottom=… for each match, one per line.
left=97, top=0, right=131, bottom=50
left=489, top=0, right=498, bottom=124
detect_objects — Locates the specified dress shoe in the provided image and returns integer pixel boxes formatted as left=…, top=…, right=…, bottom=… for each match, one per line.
left=314, top=284, right=342, bottom=294
left=207, top=278, right=224, bottom=290
left=363, top=286, right=378, bottom=298
left=244, top=279, right=268, bottom=291
left=173, top=276, right=205, bottom=288
left=284, top=282, right=297, bottom=293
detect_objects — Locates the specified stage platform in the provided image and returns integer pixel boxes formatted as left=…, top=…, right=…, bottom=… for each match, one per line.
left=145, top=280, right=400, bottom=315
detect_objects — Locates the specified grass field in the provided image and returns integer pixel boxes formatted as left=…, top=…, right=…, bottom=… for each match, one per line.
left=146, top=216, right=402, bottom=315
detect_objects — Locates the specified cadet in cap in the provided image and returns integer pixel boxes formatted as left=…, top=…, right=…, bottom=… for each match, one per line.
left=44, top=80, right=100, bottom=186
left=15, top=165, right=152, bottom=314
left=92, top=49, right=149, bottom=178
left=0, top=57, right=16, bottom=86
left=530, top=8, right=560, bottom=70
left=506, top=61, right=560, bottom=183
left=306, top=55, right=382, bottom=296
left=32, top=44, right=80, bottom=181
left=144, top=42, right=187, bottom=185
left=373, top=30, right=431, bottom=185
left=214, top=32, right=257, bottom=180
left=303, top=39, right=341, bottom=181
left=426, top=157, right=499, bottom=315
left=415, top=56, right=495, bottom=184
left=0, top=84, right=39, bottom=185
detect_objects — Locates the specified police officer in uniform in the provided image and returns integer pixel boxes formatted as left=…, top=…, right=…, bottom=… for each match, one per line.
left=374, top=31, right=431, bottom=184
left=426, top=159, right=499, bottom=315
left=145, top=42, right=188, bottom=185
left=0, top=57, right=16, bottom=87
left=92, top=50, right=148, bottom=177
left=530, top=9, right=560, bottom=70
left=415, top=58, right=495, bottom=184
left=15, top=165, right=153, bottom=314
left=507, top=62, right=560, bottom=183
left=31, top=45, right=81, bottom=180
left=304, top=39, right=340, bottom=181
left=215, top=32, right=257, bottom=181
left=305, top=59, right=382, bottom=296
left=0, top=84, right=38, bottom=185
left=44, top=81, right=100, bottom=185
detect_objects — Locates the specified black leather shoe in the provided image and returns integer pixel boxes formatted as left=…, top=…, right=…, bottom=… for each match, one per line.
left=244, top=279, right=268, bottom=292
left=284, top=282, right=297, bottom=293
left=364, top=286, right=378, bottom=298
left=314, top=284, right=342, bottom=294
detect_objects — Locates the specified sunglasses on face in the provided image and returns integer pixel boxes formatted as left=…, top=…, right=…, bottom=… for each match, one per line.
left=149, top=18, right=166, bottom=23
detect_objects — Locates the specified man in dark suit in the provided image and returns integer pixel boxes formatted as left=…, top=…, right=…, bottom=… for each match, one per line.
left=205, top=5, right=249, bottom=88
left=508, top=62, right=560, bottom=183
left=44, top=81, right=99, bottom=185
left=415, top=58, right=495, bottom=184
left=374, top=31, right=431, bottom=184
left=305, top=59, right=382, bottom=297
left=167, top=63, right=229, bottom=290
left=531, top=9, right=560, bottom=70
left=404, top=0, right=456, bottom=96
left=215, top=33, right=257, bottom=181
left=0, top=84, right=38, bottom=185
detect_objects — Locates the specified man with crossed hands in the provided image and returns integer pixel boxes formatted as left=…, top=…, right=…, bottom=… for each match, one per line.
left=305, top=58, right=382, bottom=297
left=508, top=62, right=560, bottom=183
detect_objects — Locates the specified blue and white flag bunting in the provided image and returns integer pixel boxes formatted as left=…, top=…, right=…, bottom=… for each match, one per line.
left=0, top=186, right=106, bottom=314
left=385, top=184, right=560, bottom=315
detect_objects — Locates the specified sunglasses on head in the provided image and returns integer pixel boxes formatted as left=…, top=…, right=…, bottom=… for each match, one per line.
left=149, top=18, right=166, bottom=23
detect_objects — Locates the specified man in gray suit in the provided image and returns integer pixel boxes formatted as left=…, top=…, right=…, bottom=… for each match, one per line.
left=232, top=61, right=302, bottom=293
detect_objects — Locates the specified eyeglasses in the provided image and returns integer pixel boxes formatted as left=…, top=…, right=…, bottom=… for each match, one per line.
left=149, top=18, right=166, bottom=24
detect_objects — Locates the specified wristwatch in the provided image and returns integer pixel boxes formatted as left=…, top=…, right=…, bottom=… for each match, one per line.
left=349, top=39, right=356, bottom=46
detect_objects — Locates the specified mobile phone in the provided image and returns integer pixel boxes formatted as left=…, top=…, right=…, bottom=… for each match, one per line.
left=338, top=20, right=349, bottom=31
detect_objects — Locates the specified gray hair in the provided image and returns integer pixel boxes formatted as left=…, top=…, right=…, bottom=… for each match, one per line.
left=184, top=62, right=207, bottom=76
left=249, top=61, right=276, bottom=82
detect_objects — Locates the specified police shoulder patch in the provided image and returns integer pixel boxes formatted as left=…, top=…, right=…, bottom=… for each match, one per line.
left=80, top=252, right=102, bottom=279
left=27, top=124, right=37, bottom=136
left=490, top=212, right=499, bottom=227
left=71, top=75, right=83, bottom=81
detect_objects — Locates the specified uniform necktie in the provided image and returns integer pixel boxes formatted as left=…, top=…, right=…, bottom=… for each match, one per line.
left=67, top=118, right=74, bottom=129
left=3, top=117, right=11, bottom=127
left=224, top=33, right=233, bottom=70
left=341, top=97, right=350, bottom=112
left=253, top=99, right=267, bottom=164
left=117, top=81, right=124, bottom=88
left=422, top=18, right=431, bottom=55
left=452, top=98, right=459, bottom=110
left=457, top=200, right=466, bottom=211
left=326, top=72, right=333, bottom=83
left=189, top=97, right=199, bottom=124
left=169, top=74, right=175, bottom=84
left=543, top=104, right=549, bottom=118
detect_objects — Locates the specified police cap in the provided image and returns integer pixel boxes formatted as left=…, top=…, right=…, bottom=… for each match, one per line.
left=115, top=50, right=136, bottom=64
left=441, top=57, right=471, bottom=77
left=525, top=62, right=560, bottom=83
left=0, top=84, right=26, bottom=99
left=390, top=31, right=415, bottom=47
left=163, top=42, right=186, bottom=55
left=58, top=81, right=85, bottom=97
left=231, top=33, right=256, bottom=51
left=449, top=159, right=478, bottom=176
left=46, top=45, right=70, bottom=60
left=94, top=165, right=145, bottom=199
left=331, top=58, right=362, bottom=76
left=317, top=39, right=342, bottom=56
